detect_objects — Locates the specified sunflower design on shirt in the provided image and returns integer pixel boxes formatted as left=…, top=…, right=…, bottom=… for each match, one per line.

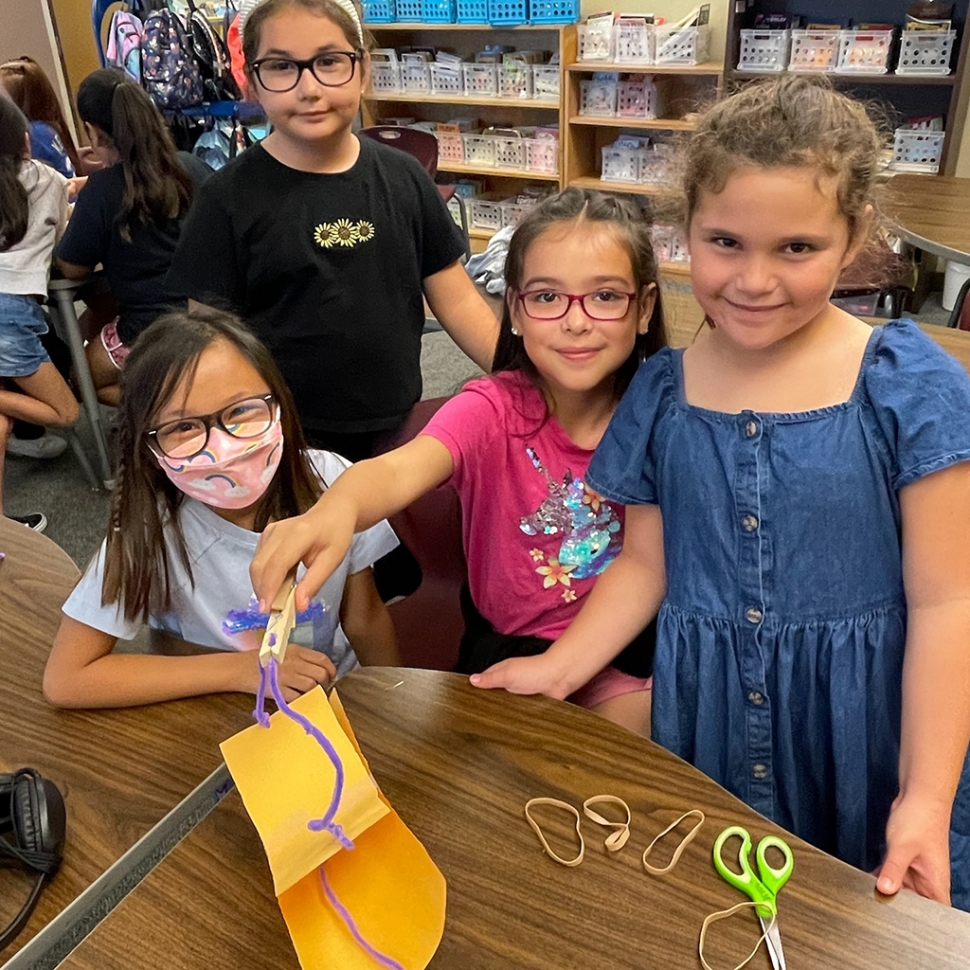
left=313, top=219, right=376, bottom=250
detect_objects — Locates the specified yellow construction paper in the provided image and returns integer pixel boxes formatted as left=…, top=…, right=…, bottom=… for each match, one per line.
left=220, top=687, right=390, bottom=894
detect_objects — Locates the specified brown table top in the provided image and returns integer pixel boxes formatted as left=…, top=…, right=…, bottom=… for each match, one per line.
left=885, top=174, right=970, bottom=263
left=0, top=518, right=255, bottom=958
left=58, top=668, right=970, bottom=970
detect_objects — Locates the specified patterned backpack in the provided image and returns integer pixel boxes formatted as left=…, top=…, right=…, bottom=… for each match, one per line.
left=185, top=0, right=239, bottom=100
left=105, top=10, right=145, bottom=84
left=140, top=6, right=205, bottom=110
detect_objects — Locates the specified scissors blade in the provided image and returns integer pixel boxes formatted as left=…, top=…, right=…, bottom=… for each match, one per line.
left=758, top=916, right=787, bottom=970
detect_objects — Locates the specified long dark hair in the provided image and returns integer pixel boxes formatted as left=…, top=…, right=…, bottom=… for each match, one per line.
left=493, top=187, right=667, bottom=400
left=0, top=56, right=82, bottom=172
left=102, top=307, right=323, bottom=622
left=76, top=69, right=193, bottom=243
left=0, top=95, right=29, bottom=252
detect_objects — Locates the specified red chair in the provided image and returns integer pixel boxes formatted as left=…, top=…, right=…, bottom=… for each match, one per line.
left=359, top=125, right=471, bottom=261
left=948, top=276, right=970, bottom=331
left=378, top=398, right=466, bottom=671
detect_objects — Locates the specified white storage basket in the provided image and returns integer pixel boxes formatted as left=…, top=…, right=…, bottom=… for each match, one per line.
left=580, top=79, right=617, bottom=117
left=493, top=135, right=527, bottom=169
left=429, top=63, right=464, bottom=96
left=497, top=65, right=534, bottom=99
left=601, top=146, right=641, bottom=183
left=737, top=29, right=791, bottom=72
left=835, top=29, right=894, bottom=75
left=532, top=65, right=560, bottom=101
left=577, top=23, right=615, bottom=62
left=436, top=130, right=465, bottom=165
left=890, top=129, right=944, bottom=174
left=500, top=197, right=539, bottom=228
left=401, top=62, right=432, bottom=93
left=369, top=62, right=401, bottom=93
left=654, top=23, right=710, bottom=65
left=615, top=22, right=653, bottom=64
left=462, top=63, right=498, bottom=98
left=616, top=78, right=658, bottom=119
left=788, top=29, right=839, bottom=72
left=469, top=198, right=503, bottom=230
left=896, top=29, right=956, bottom=75
left=525, top=137, right=558, bottom=175
left=461, top=134, right=496, bottom=166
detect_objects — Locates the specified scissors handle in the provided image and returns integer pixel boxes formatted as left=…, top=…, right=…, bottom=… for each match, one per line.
left=712, top=826, right=778, bottom=919
left=755, top=834, right=794, bottom=897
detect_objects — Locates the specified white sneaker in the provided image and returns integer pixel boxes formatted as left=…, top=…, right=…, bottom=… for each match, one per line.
left=6, top=512, right=47, bottom=533
left=6, top=432, right=67, bottom=460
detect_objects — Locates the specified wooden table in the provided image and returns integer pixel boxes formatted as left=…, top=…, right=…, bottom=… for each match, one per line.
left=0, top=518, right=255, bottom=960
left=886, top=174, right=970, bottom=264
left=57, top=668, right=970, bottom=970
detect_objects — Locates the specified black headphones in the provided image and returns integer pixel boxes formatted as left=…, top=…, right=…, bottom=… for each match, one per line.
left=0, top=768, right=67, bottom=952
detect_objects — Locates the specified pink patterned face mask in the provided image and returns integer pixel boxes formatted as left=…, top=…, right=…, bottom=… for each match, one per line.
left=156, top=420, right=284, bottom=510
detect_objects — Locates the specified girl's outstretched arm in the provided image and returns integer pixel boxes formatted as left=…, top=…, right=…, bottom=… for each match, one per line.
left=472, top=503, right=665, bottom=698
left=339, top=567, right=400, bottom=667
left=423, top=261, right=500, bottom=372
left=44, top=616, right=335, bottom=709
left=879, top=462, right=970, bottom=904
left=251, top=436, right=455, bottom=613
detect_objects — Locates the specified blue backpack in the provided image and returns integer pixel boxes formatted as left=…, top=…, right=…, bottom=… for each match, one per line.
left=140, top=6, right=204, bottom=110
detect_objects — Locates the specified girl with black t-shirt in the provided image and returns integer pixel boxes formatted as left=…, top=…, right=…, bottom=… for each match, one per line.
left=167, top=0, right=499, bottom=461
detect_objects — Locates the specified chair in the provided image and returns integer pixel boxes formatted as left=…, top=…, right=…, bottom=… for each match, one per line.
left=378, top=398, right=466, bottom=671
left=948, top=276, right=970, bottom=331
left=359, top=125, right=471, bottom=262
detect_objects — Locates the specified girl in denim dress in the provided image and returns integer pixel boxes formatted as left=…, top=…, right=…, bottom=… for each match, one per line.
left=472, top=76, right=970, bottom=912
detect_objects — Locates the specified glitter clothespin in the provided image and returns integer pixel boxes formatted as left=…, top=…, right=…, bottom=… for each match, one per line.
left=259, top=575, right=298, bottom=668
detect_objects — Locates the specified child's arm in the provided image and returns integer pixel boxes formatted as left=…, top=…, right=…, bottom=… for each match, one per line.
left=43, top=615, right=336, bottom=709
left=252, top=436, right=454, bottom=612
left=339, top=567, right=400, bottom=667
left=423, top=262, right=500, bottom=373
left=877, top=462, right=970, bottom=904
left=471, top=504, right=665, bottom=698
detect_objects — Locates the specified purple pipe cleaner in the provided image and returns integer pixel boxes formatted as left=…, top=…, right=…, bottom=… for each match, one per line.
left=319, top=865, right=406, bottom=970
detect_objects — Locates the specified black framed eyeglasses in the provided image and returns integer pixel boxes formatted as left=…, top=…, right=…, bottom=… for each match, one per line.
left=517, top=289, right=637, bottom=321
left=251, top=51, right=361, bottom=92
left=147, top=394, right=278, bottom=460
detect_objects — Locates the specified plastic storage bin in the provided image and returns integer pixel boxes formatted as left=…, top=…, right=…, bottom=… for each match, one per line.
left=788, top=29, right=839, bottom=72
left=615, top=22, right=653, bottom=63
left=394, top=0, right=423, bottom=18
left=487, top=0, right=526, bottom=25
left=462, top=62, right=498, bottom=97
left=616, top=78, right=657, bottom=119
left=493, top=134, right=527, bottom=169
left=421, top=0, right=456, bottom=21
left=498, top=65, right=534, bottom=99
left=436, top=129, right=465, bottom=165
left=456, top=0, right=488, bottom=21
left=836, top=29, right=894, bottom=74
left=361, top=0, right=395, bottom=23
left=532, top=65, right=560, bottom=100
left=500, top=197, right=539, bottom=228
left=530, top=0, right=579, bottom=23
left=525, top=137, right=558, bottom=174
left=654, top=24, right=710, bottom=65
left=369, top=62, right=401, bottom=93
left=577, top=23, right=615, bottom=62
left=737, top=29, right=791, bottom=72
left=890, top=128, right=944, bottom=173
left=638, top=149, right=669, bottom=184
left=469, top=198, right=503, bottom=230
left=429, top=63, right=463, bottom=95
left=580, top=78, right=617, bottom=117
left=401, top=62, right=432, bottom=93
left=896, top=29, right=956, bottom=75
left=601, top=146, right=642, bottom=183
left=462, top=134, right=497, bottom=166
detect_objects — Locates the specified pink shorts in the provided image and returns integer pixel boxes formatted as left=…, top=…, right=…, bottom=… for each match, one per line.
left=569, top=665, right=652, bottom=711
left=100, top=319, right=130, bottom=370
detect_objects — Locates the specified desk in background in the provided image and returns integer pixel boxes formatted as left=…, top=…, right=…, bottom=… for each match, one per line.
left=55, top=668, right=970, bottom=970
left=886, top=175, right=970, bottom=264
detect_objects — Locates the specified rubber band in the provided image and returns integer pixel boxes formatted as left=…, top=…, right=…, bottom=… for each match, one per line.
left=642, top=809, right=706, bottom=875
left=524, top=798, right=585, bottom=867
left=582, top=796, right=632, bottom=853
left=698, top=899, right=777, bottom=970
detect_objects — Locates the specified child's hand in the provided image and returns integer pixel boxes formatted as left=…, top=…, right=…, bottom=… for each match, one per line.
left=241, top=645, right=336, bottom=702
left=877, top=793, right=952, bottom=904
left=251, top=500, right=356, bottom=613
left=470, top=654, right=570, bottom=700
left=66, top=176, right=88, bottom=202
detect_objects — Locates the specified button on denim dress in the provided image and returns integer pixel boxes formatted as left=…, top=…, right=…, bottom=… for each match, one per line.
left=588, top=320, right=970, bottom=908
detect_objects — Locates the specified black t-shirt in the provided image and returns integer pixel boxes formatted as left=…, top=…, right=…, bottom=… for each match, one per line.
left=165, top=138, right=466, bottom=434
left=56, top=152, right=212, bottom=345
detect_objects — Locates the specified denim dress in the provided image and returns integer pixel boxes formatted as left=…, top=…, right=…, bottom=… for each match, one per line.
left=587, top=319, right=970, bottom=909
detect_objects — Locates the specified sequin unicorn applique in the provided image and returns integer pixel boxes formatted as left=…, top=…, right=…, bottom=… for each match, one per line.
left=519, top=447, right=622, bottom=600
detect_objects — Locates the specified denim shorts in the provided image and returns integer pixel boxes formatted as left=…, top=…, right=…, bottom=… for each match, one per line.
left=0, top=293, right=51, bottom=378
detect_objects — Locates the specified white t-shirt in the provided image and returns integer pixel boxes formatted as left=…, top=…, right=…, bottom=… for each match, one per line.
left=0, top=160, right=68, bottom=296
left=62, top=451, right=398, bottom=678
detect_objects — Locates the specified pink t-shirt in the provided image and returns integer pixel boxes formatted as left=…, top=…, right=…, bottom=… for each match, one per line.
left=421, top=371, right=626, bottom=640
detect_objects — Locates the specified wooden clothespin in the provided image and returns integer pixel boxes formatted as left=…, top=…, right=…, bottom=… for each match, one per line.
left=259, top=573, right=298, bottom=668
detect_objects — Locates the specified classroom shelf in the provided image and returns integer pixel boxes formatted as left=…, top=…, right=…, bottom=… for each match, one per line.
left=566, top=61, right=724, bottom=75
left=364, top=93, right=559, bottom=109
left=368, top=23, right=564, bottom=31
left=439, top=162, right=560, bottom=180
left=569, top=115, right=698, bottom=130
left=727, top=69, right=956, bottom=87
left=567, top=176, right=665, bottom=196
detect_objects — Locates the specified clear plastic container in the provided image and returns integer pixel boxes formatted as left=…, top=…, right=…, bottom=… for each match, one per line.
left=616, top=78, right=658, bottom=119
left=500, top=197, right=539, bottom=228
left=896, top=29, right=956, bottom=75
left=525, top=137, right=558, bottom=174
left=436, top=130, right=465, bottom=165
left=461, top=63, right=498, bottom=98
left=497, top=65, right=534, bottom=99
left=429, top=63, right=464, bottom=96
left=493, top=135, right=527, bottom=169
left=401, top=62, right=432, bottom=94
left=532, top=65, right=560, bottom=101
left=369, top=62, right=401, bottom=93
left=737, top=29, right=791, bottom=72
left=835, top=29, right=894, bottom=75
left=654, top=23, right=710, bottom=65
left=615, top=22, right=653, bottom=64
left=461, top=134, right=497, bottom=166
left=580, top=79, right=618, bottom=117
left=601, top=145, right=641, bottom=183
left=469, top=198, right=503, bottom=230
left=890, top=128, right=945, bottom=173
left=577, top=23, right=615, bottom=62
left=788, top=29, right=839, bottom=72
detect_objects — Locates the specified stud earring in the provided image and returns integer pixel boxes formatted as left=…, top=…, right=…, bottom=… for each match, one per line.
left=511, top=326, right=519, bottom=336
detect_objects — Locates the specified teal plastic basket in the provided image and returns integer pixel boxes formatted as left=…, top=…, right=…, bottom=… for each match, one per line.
left=487, top=0, right=527, bottom=26
left=394, top=0, right=423, bottom=20
left=361, top=0, right=395, bottom=21
left=421, top=0, right=456, bottom=21
left=529, top=0, right=579, bottom=23
left=456, top=0, right=488, bottom=22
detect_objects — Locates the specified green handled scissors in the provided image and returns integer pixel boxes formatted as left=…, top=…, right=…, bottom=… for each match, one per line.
left=713, top=825, right=794, bottom=970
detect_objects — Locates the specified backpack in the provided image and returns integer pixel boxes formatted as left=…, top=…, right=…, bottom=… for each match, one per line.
left=105, top=10, right=145, bottom=84
left=140, top=7, right=205, bottom=110
left=185, top=0, right=239, bottom=101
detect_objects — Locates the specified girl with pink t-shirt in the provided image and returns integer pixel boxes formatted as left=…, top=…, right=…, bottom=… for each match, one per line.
left=250, top=189, right=666, bottom=734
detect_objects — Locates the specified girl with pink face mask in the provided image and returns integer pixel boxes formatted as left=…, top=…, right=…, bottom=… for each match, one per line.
left=43, top=307, right=399, bottom=709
